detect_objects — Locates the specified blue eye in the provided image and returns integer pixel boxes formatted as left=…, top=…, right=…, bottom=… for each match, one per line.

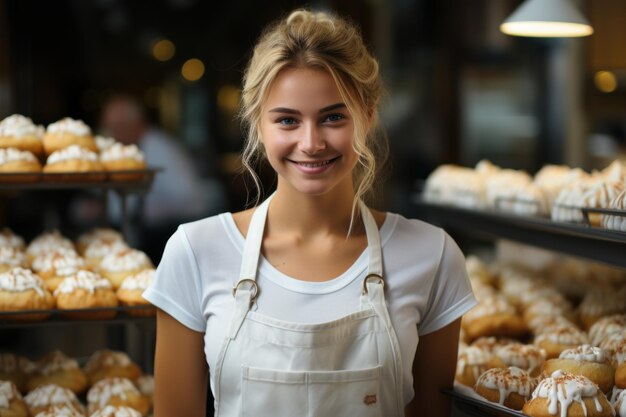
left=278, top=118, right=297, bottom=126
left=325, top=114, right=344, bottom=122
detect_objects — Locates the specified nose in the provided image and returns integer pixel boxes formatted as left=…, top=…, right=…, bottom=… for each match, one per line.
left=298, top=123, right=326, bottom=154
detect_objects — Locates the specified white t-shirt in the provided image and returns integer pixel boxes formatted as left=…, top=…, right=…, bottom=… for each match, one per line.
left=143, top=211, right=476, bottom=404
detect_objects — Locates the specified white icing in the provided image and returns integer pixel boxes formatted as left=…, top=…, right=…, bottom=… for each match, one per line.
left=611, top=386, right=624, bottom=404
left=464, top=296, right=517, bottom=321
left=580, top=289, right=626, bottom=318
left=36, top=351, right=80, bottom=376
left=602, top=160, right=626, bottom=183
left=135, top=375, right=153, bottom=395
left=46, top=145, right=98, bottom=165
left=476, top=366, right=533, bottom=404
left=0, top=147, right=38, bottom=165
left=0, top=228, right=25, bottom=249
left=0, top=380, right=20, bottom=408
left=602, top=189, right=626, bottom=232
left=87, top=377, right=139, bottom=408
left=84, top=240, right=128, bottom=260
left=84, top=350, right=132, bottom=374
left=457, top=346, right=493, bottom=380
left=95, top=136, right=117, bottom=152
left=32, top=249, right=85, bottom=277
left=534, top=325, right=590, bottom=346
left=78, top=228, right=124, bottom=248
left=614, top=389, right=626, bottom=417
left=0, top=353, right=36, bottom=374
left=0, top=246, right=27, bottom=267
left=53, top=270, right=112, bottom=295
left=100, top=249, right=151, bottom=272
left=496, top=344, right=545, bottom=371
left=0, top=114, right=44, bottom=138
left=89, top=405, right=141, bottom=417
left=100, top=143, right=145, bottom=162
left=119, top=269, right=154, bottom=291
left=0, top=267, right=46, bottom=296
left=24, top=384, right=78, bottom=408
left=530, top=370, right=605, bottom=417
left=616, top=339, right=626, bottom=365
left=26, top=230, right=74, bottom=257
left=46, top=118, right=91, bottom=136
left=559, top=344, right=608, bottom=363
left=588, top=314, right=626, bottom=346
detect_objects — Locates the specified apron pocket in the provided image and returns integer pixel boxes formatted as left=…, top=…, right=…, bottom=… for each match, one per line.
left=241, top=365, right=383, bottom=417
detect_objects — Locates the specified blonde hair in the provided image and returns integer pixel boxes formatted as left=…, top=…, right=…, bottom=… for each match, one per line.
left=239, top=9, right=388, bottom=224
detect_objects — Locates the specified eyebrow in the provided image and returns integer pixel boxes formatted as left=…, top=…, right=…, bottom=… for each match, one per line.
left=268, top=103, right=346, bottom=114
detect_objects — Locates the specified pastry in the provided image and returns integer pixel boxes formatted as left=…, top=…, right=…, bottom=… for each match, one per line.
left=88, top=405, right=141, bottom=417
left=494, top=343, right=546, bottom=377
left=95, top=136, right=117, bottom=153
left=527, top=313, right=577, bottom=336
left=31, top=249, right=86, bottom=292
left=0, top=380, right=29, bottom=417
left=523, top=298, right=576, bottom=329
left=0, top=147, right=42, bottom=182
left=43, top=118, right=96, bottom=155
left=43, top=145, right=105, bottom=182
left=603, top=189, right=626, bottom=232
left=474, top=366, right=535, bottom=410
left=83, top=240, right=128, bottom=270
left=86, top=377, right=149, bottom=416
left=423, top=165, right=487, bottom=208
left=551, top=181, right=595, bottom=224
left=599, top=333, right=626, bottom=363
left=615, top=337, right=626, bottom=388
left=32, top=405, right=86, bottom=417
left=614, top=388, right=626, bottom=417
left=116, top=269, right=155, bottom=317
left=523, top=370, right=614, bottom=417
left=26, top=351, right=87, bottom=394
left=588, top=314, right=626, bottom=347
left=53, top=271, right=118, bottom=320
left=0, top=228, right=25, bottom=251
left=578, top=289, right=626, bottom=330
left=84, top=350, right=142, bottom=386
left=134, top=375, right=153, bottom=408
left=534, top=324, right=590, bottom=359
left=26, top=231, right=75, bottom=263
left=0, top=267, right=55, bottom=321
left=602, top=160, right=626, bottom=183
left=99, top=249, right=152, bottom=290
left=461, top=296, right=528, bottom=342
left=581, top=180, right=624, bottom=226
left=0, top=114, right=44, bottom=155
left=23, top=384, right=85, bottom=416
left=542, top=344, right=615, bottom=393
left=455, top=345, right=505, bottom=387
left=100, top=143, right=146, bottom=181
left=76, top=228, right=125, bottom=256
left=0, top=353, right=36, bottom=392
left=470, top=336, right=520, bottom=354
left=464, top=255, right=494, bottom=285
left=485, top=169, right=533, bottom=210
left=0, top=246, right=28, bottom=273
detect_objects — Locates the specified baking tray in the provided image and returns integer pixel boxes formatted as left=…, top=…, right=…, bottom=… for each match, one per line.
left=443, top=388, right=528, bottom=417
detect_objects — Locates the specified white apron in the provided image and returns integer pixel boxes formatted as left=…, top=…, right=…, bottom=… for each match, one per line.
left=213, top=196, right=407, bottom=417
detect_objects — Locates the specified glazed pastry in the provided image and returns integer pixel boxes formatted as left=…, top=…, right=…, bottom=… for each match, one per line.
left=534, top=325, right=590, bottom=359
left=95, top=136, right=117, bottom=153
left=0, top=267, right=55, bottom=321
left=86, top=377, right=149, bottom=416
left=0, top=353, right=36, bottom=392
left=455, top=345, right=505, bottom=387
left=474, top=366, right=535, bottom=410
left=578, top=289, right=626, bottom=330
left=24, top=384, right=85, bottom=416
left=116, top=269, right=155, bottom=317
left=26, top=231, right=75, bottom=262
left=89, top=405, right=141, bottom=417
left=134, top=375, right=153, bottom=408
left=53, top=271, right=118, bottom=320
left=31, top=249, right=86, bottom=292
left=523, top=298, right=576, bottom=328
left=76, top=228, right=125, bottom=256
left=0, top=228, right=25, bottom=251
left=99, top=249, right=152, bottom=290
left=603, top=189, right=626, bottom=232
left=0, top=147, right=42, bottom=182
left=523, top=370, right=614, bottom=417
left=615, top=337, right=626, bottom=388
left=494, top=343, right=546, bottom=377
left=26, top=351, right=87, bottom=394
left=0, top=114, right=44, bottom=155
left=461, top=296, right=528, bottom=342
left=100, top=143, right=146, bottom=181
left=527, top=313, right=577, bottom=336
left=32, top=404, right=86, bottom=417
left=0, top=246, right=28, bottom=273
left=43, top=145, right=105, bottom=182
left=84, top=351, right=142, bottom=386
left=599, top=333, right=626, bottom=363
left=0, top=380, right=29, bottom=417
left=614, top=389, right=626, bottom=417
left=542, top=344, right=615, bottom=393
left=589, top=314, right=626, bottom=347
left=43, top=118, right=96, bottom=155
left=83, top=240, right=128, bottom=269
left=470, top=336, right=520, bottom=354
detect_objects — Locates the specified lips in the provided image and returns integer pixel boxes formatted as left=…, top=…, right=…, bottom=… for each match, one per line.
left=287, top=156, right=340, bottom=173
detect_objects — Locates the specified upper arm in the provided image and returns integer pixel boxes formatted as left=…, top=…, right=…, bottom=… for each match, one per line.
left=153, top=309, right=208, bottom=417
left=405, top=318, right=461, bottom=417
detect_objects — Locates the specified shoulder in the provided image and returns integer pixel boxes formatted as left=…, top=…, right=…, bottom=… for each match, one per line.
left=175, top=212, right=235, bottom=248
left=230, top=208, right=255, bottom=239
left=384, top=212, right=446, bottom=244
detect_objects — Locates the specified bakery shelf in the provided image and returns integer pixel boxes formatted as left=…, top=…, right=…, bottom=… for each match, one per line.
left=0, top=305, right=155, bottom=329
left=443, top=389, right=528, bottom=417
left=411, top=195, right=626, bottom=268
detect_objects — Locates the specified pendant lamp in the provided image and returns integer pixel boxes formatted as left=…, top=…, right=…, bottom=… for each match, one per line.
left=500, top=0, right=593, bottom=37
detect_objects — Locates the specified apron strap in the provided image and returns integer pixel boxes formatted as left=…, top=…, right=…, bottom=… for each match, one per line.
left=237, top=194, right=273, bottom=283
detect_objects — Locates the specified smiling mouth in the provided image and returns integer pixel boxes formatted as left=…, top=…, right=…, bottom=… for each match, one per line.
left=291, top=156, right=340, bottom=167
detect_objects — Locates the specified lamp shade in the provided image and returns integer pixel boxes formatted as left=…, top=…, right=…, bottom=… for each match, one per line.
left=500, top=0, right=593, bottom=37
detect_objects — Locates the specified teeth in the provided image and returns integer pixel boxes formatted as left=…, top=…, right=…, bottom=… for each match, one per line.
left=299, top=160, right=332, bottom=168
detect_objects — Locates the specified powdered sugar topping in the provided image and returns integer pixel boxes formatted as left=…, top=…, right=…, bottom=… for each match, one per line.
left=0, top=114, right=44, bottom=138
left=0, top=267, right=46, bottom=296
left=101, top=249, right=152, bottom=272
left=53, top=270, right=112, bottom=295
left=47, top=145, right=98, bottom=165
left=46, top=118, right=91, bottom=136
left=120, top=269, right=154, bottom=291
left=100, top=143, right=145, bottom=162
left=0, top=147, right=38, bottom=165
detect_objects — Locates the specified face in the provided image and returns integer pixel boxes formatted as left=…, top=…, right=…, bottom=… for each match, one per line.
left=259, top=67, right=358, bottom=197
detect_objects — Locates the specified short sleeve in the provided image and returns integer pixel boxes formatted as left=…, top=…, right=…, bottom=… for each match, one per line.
left=142, top=226, right=206, bottom=332
left=417, top=232, right=477, bottom=335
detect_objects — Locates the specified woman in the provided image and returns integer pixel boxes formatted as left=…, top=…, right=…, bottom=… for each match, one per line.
left=144, top=9, right=476, bottom=417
